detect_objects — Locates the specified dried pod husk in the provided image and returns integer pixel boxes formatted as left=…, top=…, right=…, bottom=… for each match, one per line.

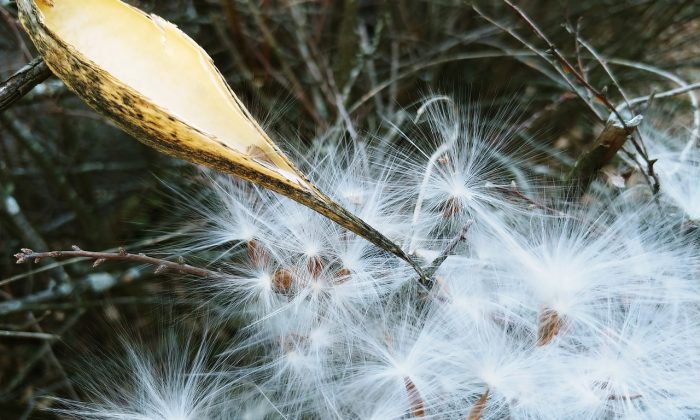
left=17, top=0, right=425, bottom=279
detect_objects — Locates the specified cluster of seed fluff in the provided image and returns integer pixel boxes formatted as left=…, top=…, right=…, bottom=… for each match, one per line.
left=60, top=100, right=700, bottom=419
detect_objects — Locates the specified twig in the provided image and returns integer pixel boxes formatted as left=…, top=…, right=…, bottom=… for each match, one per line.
left=572, top=18, right=591, bottom=103
left=1, top=311, right=83, bottom=397
left=1, top=224, right=198, bottom=287
left=1, top=192, right=71, bottom=286
left=0, top=266, right=149, bottom=317
left=0, top=113, right=101, bottom=240
left=567, top=28, right=662, bottom=189
left=502, top=1, right=613, bottom=115
left=481, top=2, right=660, bottom=191
left=625, top=82, right=700, bottom=106
left=14, top=246, right=217, bottom=278
left=472, top=5, right=600, bottom=119
left=12, top=296, right=188, bottom=312
left=608, top=393, right=643, bottom=401
left=424, top=221, right=474, bottom=279
left=0, top=330, right=59, bottom=340
left=0, top=56, right=52, bottom=112
left=610, top=57, right=700, bottom=149
left=288, top=3, right=335, bottom=111
left=0, top=6, right=32, bottom=59
left=566, top=23, right=630, bottom=107
left=24, top=311, right=80, bottom=400
left=502, top=1, right=659, bottom=191
left=244, top=0, right=324, bottom=127
left=492, top=182, right=567, bottom=217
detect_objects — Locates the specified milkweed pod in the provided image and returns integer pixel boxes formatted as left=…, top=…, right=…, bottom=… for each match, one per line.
left=17, top=0, right=426, bottom=279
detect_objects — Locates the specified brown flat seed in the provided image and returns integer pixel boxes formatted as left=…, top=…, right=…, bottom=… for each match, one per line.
left=247, top=145, right=276, bottom=166
left=404, top=376, right=425, bottom=418
left=247, top=240, right=269, bottom=267
left=335, top=267, right=351, bottom=283
left=467, top=388, right=490, bottom=420
left=307, top=255, right=324, bottom=278
left=272, top=269, right=294, bottom=293
left=537, top=308, right=563, bottom=346
left=442, top=197, right=461, bottom=218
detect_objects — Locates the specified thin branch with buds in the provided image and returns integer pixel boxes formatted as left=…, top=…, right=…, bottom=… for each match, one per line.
left=501, top=0, right=660, bottom=191
left=475, top=2, right=660, bottom=192
left=14, top=246, right=217, bottom=278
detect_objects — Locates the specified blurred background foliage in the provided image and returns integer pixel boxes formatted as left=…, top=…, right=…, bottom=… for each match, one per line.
left=1, top=0, right=699, bottom=417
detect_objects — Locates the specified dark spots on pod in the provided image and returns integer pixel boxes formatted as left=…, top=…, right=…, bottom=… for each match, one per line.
left=69, top=59, right=81, bottom=73
left=121, top=94, right=132, bottom=108
left=86, top=71, right=102, bottom=87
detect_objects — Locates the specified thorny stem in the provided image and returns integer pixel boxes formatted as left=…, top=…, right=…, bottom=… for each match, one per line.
left=14, top=246, right=217, bottom=278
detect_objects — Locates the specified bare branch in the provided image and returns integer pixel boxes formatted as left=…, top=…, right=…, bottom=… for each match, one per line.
left=483, top=1, right=660, bottom=192
left=626, top=82, right=700, bottom=106
left=0, top=56, right=52, bottom=112
left=492, top=182, right=568, bottom=217
left=424, top=221, right=474, bottom=279
left=14, top=247, right=217, bottom=278
left=2, top=311, right=83, bottom=395
left=0, top=330, right=59, bottom=340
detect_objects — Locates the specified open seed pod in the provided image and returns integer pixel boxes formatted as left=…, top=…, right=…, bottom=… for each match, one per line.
left=17, top=0, right=425, bottom=279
